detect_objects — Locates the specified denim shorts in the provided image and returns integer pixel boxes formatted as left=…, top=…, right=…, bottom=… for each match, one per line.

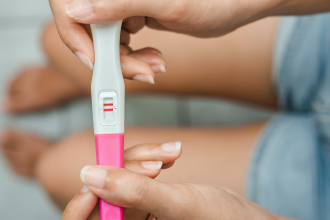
left=247, top=14, right=330, bottom=220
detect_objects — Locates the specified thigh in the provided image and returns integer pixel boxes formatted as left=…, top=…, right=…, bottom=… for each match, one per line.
left=36, top=122, right=265, bottom=209
left=125, top=122, right=266, bottom=196
left=127, top=17, right=279, bottom=108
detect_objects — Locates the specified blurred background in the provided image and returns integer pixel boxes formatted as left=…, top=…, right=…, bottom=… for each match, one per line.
left=0, top=0, right=273, bottom=219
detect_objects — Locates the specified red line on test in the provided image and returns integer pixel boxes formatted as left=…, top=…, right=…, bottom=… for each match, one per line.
left=104, top=103, right=113, bottom=106
left=104, top=109, right=113, bottom=112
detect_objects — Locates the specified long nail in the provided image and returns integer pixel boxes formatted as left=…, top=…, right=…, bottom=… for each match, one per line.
left=151, top=65, right=166, bottom=73
left=80, top=166, right=107, bottom=189
left=133, top=75, right=155, bottom=84
left=65, top=0, right=93, bottom=19
left=162, top=141, right=181, bottom=153
left=75, top=51, right=94, bottom=70
left=141, top=161, right=163, bottom=170
left=80, top=185, right=90, bottom=193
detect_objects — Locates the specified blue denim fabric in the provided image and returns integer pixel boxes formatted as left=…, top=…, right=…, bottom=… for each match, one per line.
left=247, top=14, right=330, bottom=220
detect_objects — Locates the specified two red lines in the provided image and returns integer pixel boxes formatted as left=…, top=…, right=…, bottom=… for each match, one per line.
left=103, top=103, right=113, bottom=111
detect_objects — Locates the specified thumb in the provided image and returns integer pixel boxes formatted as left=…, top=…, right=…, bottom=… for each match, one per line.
left=80, top=165, right=179, bottom=217
left=64, top=0, right=183, bottom=23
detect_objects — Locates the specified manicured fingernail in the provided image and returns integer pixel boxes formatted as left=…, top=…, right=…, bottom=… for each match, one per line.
left=80, top=185, right=89, bottom=193
left=80, top=166, right=107, bottom=189
left=65, top=0, right=93, bottom=19
left=133, top=75, right=155, bottom=84
left=151, top=65, right=166, bottom=73
left=75, top=51, right=94, bottom=70
left=162, top=141, right=181, bottom=153
left=141, top=161, right=163, bottom=170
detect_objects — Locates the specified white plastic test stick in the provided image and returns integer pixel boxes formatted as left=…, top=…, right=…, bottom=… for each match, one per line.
left=91, top=22, right=124, bottom=220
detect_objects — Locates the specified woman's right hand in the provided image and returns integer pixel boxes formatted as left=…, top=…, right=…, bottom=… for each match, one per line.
left=49, top=0, right=330, bottom=79
left=49, top=0, right=276, bottom=70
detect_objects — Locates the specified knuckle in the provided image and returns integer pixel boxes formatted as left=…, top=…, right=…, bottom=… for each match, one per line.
left=124, top=175, right=150, bottom=207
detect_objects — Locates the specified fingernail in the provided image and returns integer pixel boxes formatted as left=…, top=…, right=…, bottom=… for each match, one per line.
left=162, top=141, right=181, bottom=153
left=80, top=185, right=89, bottom=193
left=65, top=0, right=93, bottom=19
left=75, top=51, right=94, bottom=70
left=158, top=54, right=163, bottom=57
left=141, top=161, right=163, bottom=170
left=151, top=65, right=166, bottom=73
left=133, top=75, right=155, bottom=84
left=80, top=166, right=107, bottom=189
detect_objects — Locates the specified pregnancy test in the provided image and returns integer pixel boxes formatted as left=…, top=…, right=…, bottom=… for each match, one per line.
left=91, top=21, right=124, bottom=220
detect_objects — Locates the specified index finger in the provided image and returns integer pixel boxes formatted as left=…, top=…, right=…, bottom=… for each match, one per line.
left=61, top=186, right=98, bottom=220
left=49, top=0, right=95, bottom=69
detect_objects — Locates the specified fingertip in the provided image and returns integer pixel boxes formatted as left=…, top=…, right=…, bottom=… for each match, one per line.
left=75, top=51, right=94, bottom=70
left=64, top=4, right=78, bottom=20
left=61, top=185, right=98, bottom=220
left=80, top=185, right=90, bottom=193
left=141, top=161, right=163, bottom=170
left=151, top=65, right=166, bottom=73
left=133, top=75, right=155, bottom=84
left=175, top=141, right=182, bottom=151
left=162, top=142, right=182, bottom=153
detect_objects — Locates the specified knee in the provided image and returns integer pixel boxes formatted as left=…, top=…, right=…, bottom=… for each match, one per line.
left=41, top=21, right=68, bottom=60
left=42, top=21, right=56, bottom=55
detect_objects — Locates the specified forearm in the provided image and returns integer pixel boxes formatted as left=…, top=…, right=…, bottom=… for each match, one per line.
left=265, top=0, right=330, bottom=16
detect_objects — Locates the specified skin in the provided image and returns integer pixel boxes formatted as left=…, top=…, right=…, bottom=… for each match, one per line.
left=43, top=17, right=277, bottom=108
left=3, top=15, right=278, bottom=112
left=60, top=143, right=296, bottom=220
left=47, top=0, right=330, bottom=215
left=60, top=142, right=183, bottom=220
left=3, top=66, right=84, bottom=113
left=0, top=130, right=51, bottom=176
left=44, top=18, right=166, bottom=84
left=2, top=17, right=283, bottom=217
left=34, top=123, right=265, bottom=209
left=48, top=0, right=330, bottom=70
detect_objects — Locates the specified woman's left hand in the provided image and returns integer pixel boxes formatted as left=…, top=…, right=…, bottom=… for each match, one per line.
left=60, top=144, right=294, bottom=220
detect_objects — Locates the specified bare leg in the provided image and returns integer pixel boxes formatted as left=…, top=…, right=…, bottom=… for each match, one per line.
left=35, top=123, right=264, bottom=209
left=127, top=17, right=279, bottom=108
left=11, top=18, right=277, bottom=208
left=42, top=17, right=278, bottom=108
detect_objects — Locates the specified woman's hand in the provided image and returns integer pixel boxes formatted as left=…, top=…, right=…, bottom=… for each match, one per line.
left=49, top=0, right=275, bottom=70
left=49, top=0, right=330, bottom=76
left=61, top=142, right=294, bottom=220
left=61, top=141, right=182, bottom=220
left=60, top=23, right=166, bottom=84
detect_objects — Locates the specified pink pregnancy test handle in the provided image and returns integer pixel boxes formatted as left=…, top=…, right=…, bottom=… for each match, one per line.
left=95, top=134, right=124, bottom=220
